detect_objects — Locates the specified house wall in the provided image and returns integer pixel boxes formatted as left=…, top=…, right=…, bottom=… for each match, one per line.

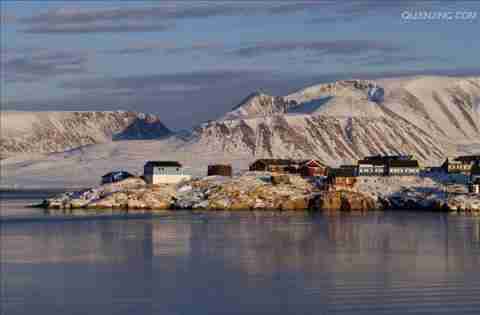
left=447, top=162, right=472, bottom=174
left=208, top=165, right=232, bottom=177
left=148, top=174, right=191, bottom=184
left=144, top=166, right=190, bottom=184
left=388, top=167, right=419, bottom=176
left=358, top=165, right=385, bottom=176
left=249, top=161, right=267, bottom=172
left=301, top=166, right=327, bottom=177
left=469, top=184, right=480, bottom=194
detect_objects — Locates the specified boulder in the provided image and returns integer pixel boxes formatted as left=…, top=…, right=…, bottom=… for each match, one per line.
left=271, top=174, right=290, bottom=185
left=312, top=190, right=378, bottom=211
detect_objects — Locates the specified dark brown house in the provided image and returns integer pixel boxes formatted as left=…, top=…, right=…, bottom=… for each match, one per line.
left=298, top=159, right=328, bottom=177
left=327, top=167, right=357, bottom=190
left=207, top=164, right=232, bottom=177
left=249, top=159, right=293, bottom=173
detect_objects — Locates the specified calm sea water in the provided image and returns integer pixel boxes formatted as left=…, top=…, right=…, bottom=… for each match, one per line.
left=2, top=191, right=480, bottom=315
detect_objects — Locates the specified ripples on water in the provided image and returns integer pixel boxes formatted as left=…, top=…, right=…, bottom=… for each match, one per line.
left=1, top=192, right=480, bottom=314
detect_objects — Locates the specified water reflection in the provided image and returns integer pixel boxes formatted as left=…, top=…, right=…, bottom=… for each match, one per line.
left=2, top=212, right=480, bottom=314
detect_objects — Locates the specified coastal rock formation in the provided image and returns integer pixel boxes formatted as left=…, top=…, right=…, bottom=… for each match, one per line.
left=40, top=172, right=480, bottom=212
left=41, top=173, right=379, bottom=212
left=311, top=190, right=378, bottom=211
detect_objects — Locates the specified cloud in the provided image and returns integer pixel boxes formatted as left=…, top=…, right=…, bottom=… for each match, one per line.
left=17, top=2, right=332, bottom=34
left=356, top=54, right=451, bottom=66
left=23, top=22, right=171, bottom=34
left=59, top=70, right=271, bottom=92
left=103, top=42, right=222, bottom=56
left=2, top=50, right=88, bottom=83
left=2, top=14, right=17, bottom=24
left=20, top=5, right=240, bottom=25
left=230, top=40, right=400, bottom=58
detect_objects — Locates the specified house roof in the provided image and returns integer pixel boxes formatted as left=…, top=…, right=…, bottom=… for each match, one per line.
left=455, top=155, right=480, bottom=163
left=358, top=159, right=385, bottom=166
left=251, top=159, right=294, bottom=166
left=388, top=160, right=419, bottom=168
left=298, top=159, right=326, bottom=167
left=102, top=171, right=133, bottom=178
left=145, top=161, right=182, bottom=167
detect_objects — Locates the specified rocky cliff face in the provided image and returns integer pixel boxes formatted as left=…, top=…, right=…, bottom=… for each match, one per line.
left=0, top=111, right=171, bottom=158
left=190, top=76, right=480, bottom=165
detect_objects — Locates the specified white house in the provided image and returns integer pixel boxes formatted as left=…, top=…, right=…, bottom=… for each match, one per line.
left=144, top=161, right=191, bottom=184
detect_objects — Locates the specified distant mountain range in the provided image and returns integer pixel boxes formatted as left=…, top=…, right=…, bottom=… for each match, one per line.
left=1, top=75, right=479, bottom=187
left=0, top=111, right=171, bottom=158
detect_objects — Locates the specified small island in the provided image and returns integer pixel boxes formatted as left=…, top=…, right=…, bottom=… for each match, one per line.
left=41, top=155, right=480, bottom=212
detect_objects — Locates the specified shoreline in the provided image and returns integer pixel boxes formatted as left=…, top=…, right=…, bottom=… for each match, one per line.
left=35, top=173, right=480, bottom=213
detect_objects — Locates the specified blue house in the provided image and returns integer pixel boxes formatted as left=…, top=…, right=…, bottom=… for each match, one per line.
left=101, top=171, right=134, bottom=184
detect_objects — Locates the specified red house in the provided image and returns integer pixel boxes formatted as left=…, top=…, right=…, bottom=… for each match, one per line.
left=299, top=159, right=328, bottom=177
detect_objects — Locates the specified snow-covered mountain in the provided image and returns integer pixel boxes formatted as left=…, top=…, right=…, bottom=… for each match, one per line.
left=1, top=75, right=479, bottom=188
left=0, top=111, right=171, bottom=158
left=191, top=76, right=480, bottom=165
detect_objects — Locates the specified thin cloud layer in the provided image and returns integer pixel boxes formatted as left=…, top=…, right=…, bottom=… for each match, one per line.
left=2, top=50, right=88, bottom=82
left=23, top=22, right=171, bottom=34
left=230, top=40, right=400, bottom=58
left=18, top=3, right=324, bottom=34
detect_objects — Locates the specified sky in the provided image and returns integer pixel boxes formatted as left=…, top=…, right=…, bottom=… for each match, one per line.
left=1, top=1, right=480, bottom=130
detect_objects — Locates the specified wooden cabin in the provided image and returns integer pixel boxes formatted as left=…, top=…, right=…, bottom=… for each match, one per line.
left=144, top=161, right=191, bottom=184
left=101, top=171, right=133, bottom=184
left=298, top=159, right=328, bottom=177
left=249, top=159, right=293, bottom=173
left=207, top=164, right=232, bottom=177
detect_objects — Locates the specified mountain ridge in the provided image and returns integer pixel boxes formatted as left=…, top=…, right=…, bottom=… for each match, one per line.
left=0, top=110, right=171, bottom=158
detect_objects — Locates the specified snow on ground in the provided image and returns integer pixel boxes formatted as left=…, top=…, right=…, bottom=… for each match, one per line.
left=0, top=138, right=252, bottom=189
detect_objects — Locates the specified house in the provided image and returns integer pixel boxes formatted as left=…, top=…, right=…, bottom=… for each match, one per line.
left=327, top=167, right=357, bottom=190
left=143, top=161, right=191, bottom=184
left=101, top=171, right=133, bottom=184
left=441, top=155, right=480, bottom=175
left=207, top=164, right=232, bottom=177
left=298, top=159, right=328, bottom=177
left=387, top=160, right=420, bottom=176
left=249, top=159, right=294, bottom=173
left=357, top=158, right=387, bottom=176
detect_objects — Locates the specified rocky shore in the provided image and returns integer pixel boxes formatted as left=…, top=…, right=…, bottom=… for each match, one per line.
left=41, top=174, right=378, bottom=212
left=39, top=173, right=480, bottom=212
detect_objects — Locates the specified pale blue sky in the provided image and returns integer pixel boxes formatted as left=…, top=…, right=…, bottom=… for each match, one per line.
left=2, top=1, right=479, bottom=129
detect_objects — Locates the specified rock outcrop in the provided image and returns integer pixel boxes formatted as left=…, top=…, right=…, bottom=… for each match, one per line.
left=41, top=173, right=379, bottom=212
left=311, top=190, right=378, bottom=212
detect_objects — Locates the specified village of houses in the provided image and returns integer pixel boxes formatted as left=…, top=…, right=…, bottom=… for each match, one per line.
left=101, top=154, right=480, bottom=194
left=44, top=152, right=480, bottom=212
